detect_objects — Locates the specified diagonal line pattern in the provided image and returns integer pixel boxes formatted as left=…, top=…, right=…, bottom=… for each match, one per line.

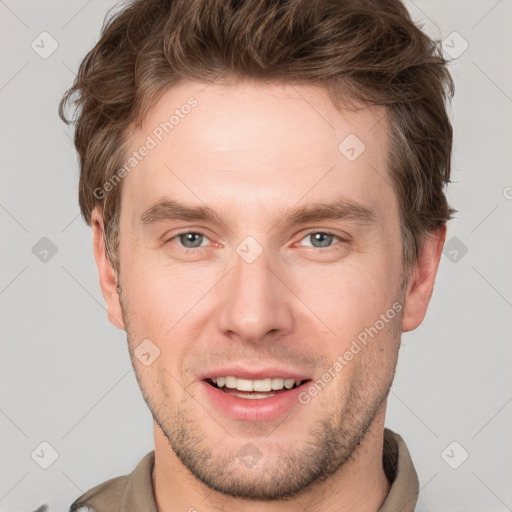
left=61, top=0, right=93, bottom=29
left=61, top=369, right=131, bottom=439
left=471, top=266, right=512, bottom=309
left=61, top=265, right=125, bottom=328
left=406, top=0, right=436, bottom=27
left=0, top=408, right=29, bottom=439
left=398, top=471, right=439, bottom=512
left=61, top=60, right=77, bottom=77
left=0, top=62, right=29, bottom=93
left=472, top=471, right=512, bottom=511
left=60, top=469, right=84, bottom=493
left=472, top=0, right=503, bottom=30
left=368, top=110, right=387, bottom=133
left=419, top=471, right=440, bottom=492
left=0, top=265, right=29, bottom=295
left=61, top=265, right=107, bottom=313
left=199, top=69, right=225, bottom=93
left=367, top=161, right=393, bottom=190
left=62, top=470, right=110, bottom=512
left=472, top=395, right=512, bottom=439
left=470, top=205, right=499, bottom=233
left=0, top=203, right=29, bottom=232
left=0, top=0, right=29, bottom=28
left=390, top=390, right=439, bottom=438
left=60, top=213, right=81, bottom=233
left=472, top=61, right=512, bottom=104
left=0, top=471, right=29, bottom=503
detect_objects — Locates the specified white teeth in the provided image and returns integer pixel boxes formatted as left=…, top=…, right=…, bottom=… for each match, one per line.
left=253, top=378, right=272, bottom=392
left=236, top=378, right=253, bottom=392
left=211, top=376, right=303, bottom=392
left=284, top=379, right=295, bottom=390
left=225, top=376, right=237, bottom=388
left=271, top=378, right=284, bottom=390
left=229, top=391, right=276, bottom=399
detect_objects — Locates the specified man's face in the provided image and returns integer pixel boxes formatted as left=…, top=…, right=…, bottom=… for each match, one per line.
left=114, top=80, right=405, bottom=499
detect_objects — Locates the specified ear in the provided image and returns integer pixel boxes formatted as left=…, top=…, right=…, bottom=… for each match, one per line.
left=91, top=205, right=125, bottom=330
left=402, top=225, right=446, bottom=333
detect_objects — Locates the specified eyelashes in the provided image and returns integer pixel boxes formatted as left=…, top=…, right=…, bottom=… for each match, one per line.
left=166, top=230, right=346, bottom=251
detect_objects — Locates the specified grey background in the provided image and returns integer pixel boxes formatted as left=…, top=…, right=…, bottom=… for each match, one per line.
left=1, top=0, right=511, bottom=510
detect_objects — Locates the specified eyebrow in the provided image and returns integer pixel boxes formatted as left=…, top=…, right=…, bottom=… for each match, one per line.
left=139, top=197, right=376, bottom=228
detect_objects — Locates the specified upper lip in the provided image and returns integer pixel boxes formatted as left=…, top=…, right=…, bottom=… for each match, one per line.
left=199, top=365, right=312, bottom=382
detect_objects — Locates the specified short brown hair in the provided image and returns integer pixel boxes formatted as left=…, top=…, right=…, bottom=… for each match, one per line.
left=59, top=0, right=455, bottom=271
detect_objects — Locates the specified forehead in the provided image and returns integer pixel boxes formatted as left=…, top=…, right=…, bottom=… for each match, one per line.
left=122, top=80, right=395, bottom=226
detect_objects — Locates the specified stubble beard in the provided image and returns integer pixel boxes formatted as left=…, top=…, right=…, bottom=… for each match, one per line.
left=118, top=286, right=403, bottom=501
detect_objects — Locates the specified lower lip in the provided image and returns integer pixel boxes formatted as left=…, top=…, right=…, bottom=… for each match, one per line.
left=199, top=380, right=310, bottom=422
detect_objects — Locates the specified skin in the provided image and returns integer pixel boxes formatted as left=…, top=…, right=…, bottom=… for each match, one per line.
left=91, top=80, right=445, bottom=512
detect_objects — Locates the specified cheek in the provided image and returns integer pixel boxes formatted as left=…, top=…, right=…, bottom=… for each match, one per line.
left=120, top=243, right=182, bottom=312
left=290, top=257, right=401, bottom=341
left=329, top=315, right=401, bottom=400
left=119, top=249, right=222, bottom=361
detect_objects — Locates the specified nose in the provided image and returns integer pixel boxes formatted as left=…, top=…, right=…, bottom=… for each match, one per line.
left=216, top=241, right=294, bottom=345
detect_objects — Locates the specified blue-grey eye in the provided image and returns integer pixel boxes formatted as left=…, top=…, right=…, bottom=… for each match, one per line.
left=178, top=232, right=205, bottom=248
left=301, top=232, right=339, bottom=248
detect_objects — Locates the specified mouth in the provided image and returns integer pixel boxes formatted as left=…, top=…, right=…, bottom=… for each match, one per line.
left=204, top=376, right=309, bottom=399
left=200, top=375, right=312, bottom=422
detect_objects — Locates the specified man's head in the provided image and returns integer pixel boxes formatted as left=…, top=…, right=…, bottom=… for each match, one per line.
left=60, top=0, right=454, bottom=504
left=60, top=0, right=454, bottom=274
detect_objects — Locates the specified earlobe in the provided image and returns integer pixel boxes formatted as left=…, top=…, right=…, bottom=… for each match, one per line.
left=401, top=225, right=446, bottom=333
left=91, top=206, right=126, bottom=330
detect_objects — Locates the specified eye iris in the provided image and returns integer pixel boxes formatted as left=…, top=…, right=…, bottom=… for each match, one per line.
left=180, top=233, right=203, bottom=248
left=311, top=232, right=333, bottom=248
left=177, top=233, right=335, bottom=249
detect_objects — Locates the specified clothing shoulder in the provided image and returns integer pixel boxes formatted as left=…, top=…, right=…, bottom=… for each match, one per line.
left=67, top=451, right=155, bottom=512
left=68, top=474, right=128, bottom=512
left=378, top=428, right=419, bottom=512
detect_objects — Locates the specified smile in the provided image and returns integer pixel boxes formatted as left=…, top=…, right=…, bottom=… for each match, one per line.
left=201, top=376, right=312, bottom=421
left=206, top=376, right=307, bottom=398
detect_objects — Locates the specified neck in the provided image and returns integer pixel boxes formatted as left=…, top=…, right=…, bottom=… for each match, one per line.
left=152, top=405, right=391, bottom=512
